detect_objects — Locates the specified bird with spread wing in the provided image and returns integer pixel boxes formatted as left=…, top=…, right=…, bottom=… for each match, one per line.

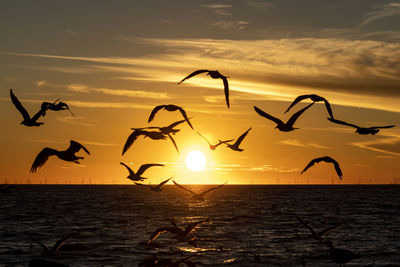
left=173, top=180, right=226, bottom=201
left=328, top=118, right=394, bottom=135
left=120, top=162, right=164, bottom=182
left=301, top=156, right=343, bottom=180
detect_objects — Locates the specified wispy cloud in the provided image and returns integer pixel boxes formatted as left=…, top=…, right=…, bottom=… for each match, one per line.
left=244, top=0, right=274, bottom=8
left=280, top=139, right=330, bottom=149
left=351, top=134, right=400, bottom=156
left=57, top=116, right=95, bottom=127
left=65, top=29, right=79, bottom=36
left=5, top=76, right=19, bottom=82
left=361, top=2, right=400, bottom=26
left=201, top=4, right=232, bottom=16
left=35, top=80, right=48, bottom=87
left=213, top=20, right=250, bottom=30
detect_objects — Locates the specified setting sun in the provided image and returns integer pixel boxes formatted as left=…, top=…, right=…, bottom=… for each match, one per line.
left=185, top=150, right=206, bottom=171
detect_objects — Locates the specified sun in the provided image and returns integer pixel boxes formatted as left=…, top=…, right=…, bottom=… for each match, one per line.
left=185, top=150, right=207, bottom=171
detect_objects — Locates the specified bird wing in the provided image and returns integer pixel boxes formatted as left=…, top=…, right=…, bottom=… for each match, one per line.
left=122, top=130, right=145, bottom=155
left=328, top=157, right=343, bottom=179
left=318, top=221, right=344, bottom=237
left=51, top=233, right=74, bottom=253
left=197, top=131, right=212, bottom=145
left=30, top=102, right=49, bottom=122
left=177, top=70, right=209, bottom=84
left=232, top=128, right=251, bottom=147
left=168, top=118, right=190, bottom=129
left=300, top=157, right=323, bottom=174
left=120, top=162, right=135, bottom=176
left=222, top=77, right=230, bottom=108
left=167, top=133, right=180, bottom=153
left=370, top=125, right=395, bottom=129
left=214, top=139, right=235, bottom=148
left=200, top=183, right=226, bottom=197
left=148, top=105, right=165, bottom=123
left=158, top=177, right=173, bottom=187
left=327, top=118, right=358, bottom=129
left=254, top=106, right=284, bottom=126
left=286, top=102, right=314, bottom=127
left=173, top=180, right=196, bottom=196
left=10, top=89, right=31, bottom=120
left=66, top=140, right=90, bottom=155
left=136, top=163, right=164, bottom=176
left=147, top=227, right=177, bottom=244
left=30, top=148, right=58, bottom=173
left=134, top=182, right=150, bottom=187
left=30, top=236, right=49, bottom=252
left=323, top=99, right=334, bottom=119
left=297, top=216, right=318, bottom=237
left=284, top=95, right=311, bottom=114
left=183, top=218, right=211, bottom=236
left=178, top=107, right=194, bottom=129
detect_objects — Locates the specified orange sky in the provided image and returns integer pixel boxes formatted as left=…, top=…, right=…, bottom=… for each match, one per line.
left=0, top=1, right=399, bottom=184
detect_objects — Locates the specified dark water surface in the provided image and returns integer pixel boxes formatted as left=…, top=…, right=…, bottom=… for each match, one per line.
left=1, top=185, right=399, bottom=266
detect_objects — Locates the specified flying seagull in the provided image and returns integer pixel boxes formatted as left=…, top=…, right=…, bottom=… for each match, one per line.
left=197, top=131, right=233, bottom=150
left=327, top=118, right=395, bottom=135
left=254, top=103, right=314, bottom=132
left=147, top=218, right=211, bottom=246
left=122, top=129, right=167, bottom=155
left=173, top=180, right=226, bottom=201
left=178, top=70, right=230, bottom=108
left=135, top=117, right=193, bottom=136
left=301, top=156, right=343, bottom=180
left=30, top=140, right=90, bottom=173
left=148, top=104, right=193, bottom=129
left=44, top=100, right=75, bottom=116
left=225, top=128, right=252, bottom=152
left=134, top=177, right=172, bottom=191
left=323, top=239, right=361, bottom=266
left=10, top=89, right=49, bottom=127
left=297, top=216, right=344, bottom=243
left=285, top=94, right=334, bottom=119
left=120, top=162, right=164, bottom=182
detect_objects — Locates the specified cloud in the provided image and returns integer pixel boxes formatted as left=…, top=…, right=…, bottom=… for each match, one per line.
left=57, top=116, right=95, bottom=127
left=280, top=139, right=330, bottom=149
left=361, top=3, right=400, bottom=26
left=244, top=0, right=274, bottom=8
left=65, top=29, right=79, bottom=36
left=351, top=134, right=400, bottom=156
left=5, top=76, right=19, bottom=82
left=201, top=4, right=232, bottom=15
left=213, top=20, right=250, bottom=30
left=35, top=80, right=48, bottom=87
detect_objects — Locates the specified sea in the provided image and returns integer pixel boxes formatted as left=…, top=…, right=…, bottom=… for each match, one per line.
left=1, top=185, right=399, bottom=266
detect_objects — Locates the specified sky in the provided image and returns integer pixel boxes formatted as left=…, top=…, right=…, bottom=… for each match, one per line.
left=0, top=0, right=399, bottom=184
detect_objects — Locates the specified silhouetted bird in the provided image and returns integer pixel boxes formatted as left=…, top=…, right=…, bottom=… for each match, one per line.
left=148, top=104, right=193, bottom=129
left=122, top=129, right=167, bottom=155
left=135, top=118, right=193, bottom=136
left=30, top=233, right=75, bottom=255
left=134, top=177, right=172, bottom=191
left=323, top=239, right=360, bottom=266
left=254, top=103, right=314, bottom=132
left=147, top=218, right=211, bottom=246
left=197, top=131, right=233, bottom=150
left=327, top=118, right=394, bottom=135
left=10, top=89, right=49, bottom=127
left=297, top=216, right=344, bottom=243
left=301, top=156, right=343, bottom=180
left=173, top=180, right=226, bottom=201
left=226, top=128, right=251, bottom=152
left=44, top=100, right=74, bottom=116
left=30, top=140, right=90, bottom=173
left=120, top=162, right=164, bottom=182
left=178, top=70, right=230, bottom=108
left=285, top=94, right=334, bottom=119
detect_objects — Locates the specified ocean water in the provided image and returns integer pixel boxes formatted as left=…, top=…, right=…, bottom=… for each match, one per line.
left=0, top=185, right=399, bottom=266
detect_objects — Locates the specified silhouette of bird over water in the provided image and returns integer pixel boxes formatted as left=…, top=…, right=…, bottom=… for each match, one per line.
left=285, top=94, right=334, bottom=119
left=197, top=131, right=233, bottom=150
left=30, top=140, right=90, bottom=173
left=120, top=162, right=164, bottom=182
left=254, top=103, right=314, bottom=132
left=147, top=218, right=211, bottom=246
left=30, top=233, right=75, bottom=255
left=10, top=89, right=49, bottom=127
left=173, top=180, right=226, bottom=201
left=178, top=70, right=230, bottom=108
left=122, top=129, right=167, bottom=155
left=297, top=216, right=344, bottom=243
left=148, top=104, right=194, bottom=129
left=327, top=118, right=395, bottom=135
left=226, top=128, right=251, bottom=152
left=323, top=239, right=361, bottom=266
left=301, top=156, right=343, bottom=180
left=134, top=176, right=172, bottom=190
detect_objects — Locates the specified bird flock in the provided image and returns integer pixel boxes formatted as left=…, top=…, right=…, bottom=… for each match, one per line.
left=6, top=68, right=396, bottom=266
